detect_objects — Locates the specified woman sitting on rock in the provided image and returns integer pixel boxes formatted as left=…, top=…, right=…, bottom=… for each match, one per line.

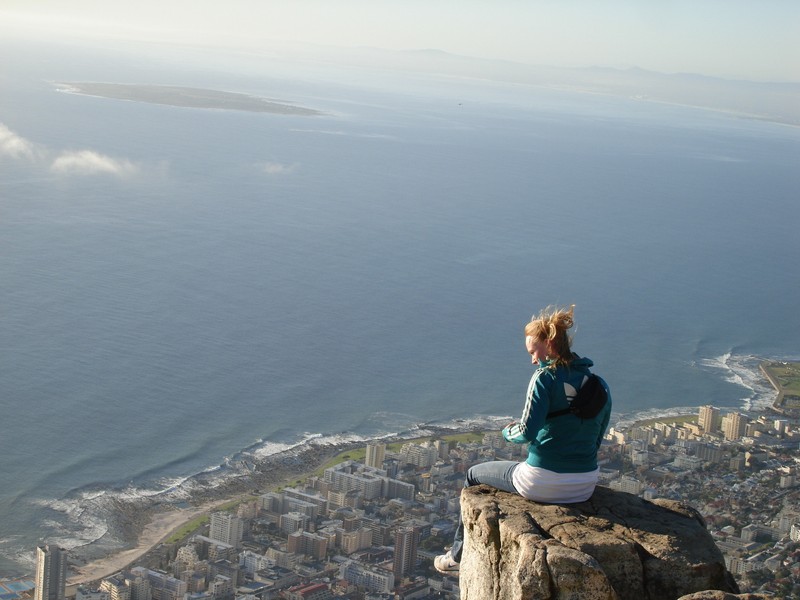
left=435, top=304, right=612, bottom=574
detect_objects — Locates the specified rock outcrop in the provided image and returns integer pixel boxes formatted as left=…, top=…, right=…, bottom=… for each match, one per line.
left=458, top=485, right=754, bottom=600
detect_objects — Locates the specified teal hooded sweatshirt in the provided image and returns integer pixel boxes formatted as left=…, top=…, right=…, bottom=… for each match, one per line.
left=502, top=355, right=612, bottom=473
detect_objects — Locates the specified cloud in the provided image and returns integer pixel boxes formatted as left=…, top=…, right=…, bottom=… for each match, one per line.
left=2, top=122, right=143, bottom=178
left=0, top=122, right=37, bottom=160
left=261, top=161, right=297, bottom=175
left=51, top=150, right=139, bottom=177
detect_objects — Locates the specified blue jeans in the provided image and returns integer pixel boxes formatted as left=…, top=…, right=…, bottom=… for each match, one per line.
left=450, top=460, right=520, bottom=562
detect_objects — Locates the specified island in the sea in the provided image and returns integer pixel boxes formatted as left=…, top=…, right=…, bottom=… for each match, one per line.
left=55, top=82, right=326, bottom=116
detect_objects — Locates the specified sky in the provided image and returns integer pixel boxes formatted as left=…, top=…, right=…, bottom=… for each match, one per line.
left=1, top=0, right=798, bottom=83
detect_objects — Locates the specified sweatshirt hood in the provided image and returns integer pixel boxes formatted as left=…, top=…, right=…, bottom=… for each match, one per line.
left=571, top=355, right=594, bottom=369
left=538, top=354, right=594, bottom=370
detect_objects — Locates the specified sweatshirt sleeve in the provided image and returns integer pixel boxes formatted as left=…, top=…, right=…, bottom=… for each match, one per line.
left=502, top=422, right=526, bottom=443
left=502, top=370, right=550, bottom=444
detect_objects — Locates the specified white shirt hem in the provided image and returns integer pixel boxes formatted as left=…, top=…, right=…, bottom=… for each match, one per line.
left=512, top=463, right=599, bottom=503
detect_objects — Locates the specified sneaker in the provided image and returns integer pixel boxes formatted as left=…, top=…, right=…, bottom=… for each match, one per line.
left=434, top=549, right=460, bottom=574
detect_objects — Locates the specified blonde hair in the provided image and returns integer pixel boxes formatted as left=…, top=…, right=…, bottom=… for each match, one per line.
left=524, top=304, right=575, bottom=366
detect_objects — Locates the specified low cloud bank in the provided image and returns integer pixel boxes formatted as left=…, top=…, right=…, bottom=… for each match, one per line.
left=0, top=123, right=37, bottom=160
left=1, top=121, right=139, bottom=177
left=51, top=150, right=139, bottom=177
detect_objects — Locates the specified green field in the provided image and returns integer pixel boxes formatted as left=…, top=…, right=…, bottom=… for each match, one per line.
left=165, top=515, right=210, bottom=544
left=762, top=361, right=800, bottom=408
left=762, top=361, right=800, bottom=394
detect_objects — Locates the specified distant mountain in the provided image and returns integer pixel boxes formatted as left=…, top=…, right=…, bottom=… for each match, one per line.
left=397, top=51, right=800, bottom=126
left=264, top=41, right=800, bottom=126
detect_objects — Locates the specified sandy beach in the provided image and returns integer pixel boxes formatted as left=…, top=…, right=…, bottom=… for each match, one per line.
left=66, top=500, right=225, bottom=587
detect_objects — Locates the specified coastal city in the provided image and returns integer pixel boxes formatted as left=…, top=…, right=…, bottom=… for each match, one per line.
left=4, top=362, right=800, bottom=600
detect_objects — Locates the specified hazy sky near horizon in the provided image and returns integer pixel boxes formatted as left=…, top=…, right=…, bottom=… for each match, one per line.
left=1, top=0, right=798, bottom=82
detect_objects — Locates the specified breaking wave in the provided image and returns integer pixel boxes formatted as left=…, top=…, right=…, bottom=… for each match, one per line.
left=697, top=352, right=780, bottom=411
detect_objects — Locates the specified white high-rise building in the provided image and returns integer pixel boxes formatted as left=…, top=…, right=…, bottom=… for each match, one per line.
left=698, top=405, right=720, bottom=434
left=324, top=461, right=384, bottom=500
left=722, top=411, right=748, bottom=441
left=399, top=442, right=438, bottom=468
left=123, top=568, right=152, bottom=600
left=339, top=560, right=394, bottom=593
left=393, top=526, right=420, bottom=578
left=99, top=578, right=131, bottom=600
left=365, top=443, right=386, bottom=469
left=209, top=512, right=244, bottom=547
left=35, top=544, right=67, bottom=600
left=279, top=511, right=309, bottom=535
left=127, top=567, right=186, bottom=600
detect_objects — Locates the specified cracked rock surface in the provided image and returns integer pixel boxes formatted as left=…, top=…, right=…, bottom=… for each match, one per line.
left=459, top=485, right=746, bottom=600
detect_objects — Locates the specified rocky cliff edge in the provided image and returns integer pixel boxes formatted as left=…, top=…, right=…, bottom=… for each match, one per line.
left=458, top=485, right=767, bottom=600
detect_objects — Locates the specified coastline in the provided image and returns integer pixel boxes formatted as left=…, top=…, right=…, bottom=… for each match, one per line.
left=65, top=442, right=352, bottom=587
left=63, top=426, right=481, bottom=588
left=66, top=503, right=218, bottom=587
left=54, top=360, right=800, bottom=587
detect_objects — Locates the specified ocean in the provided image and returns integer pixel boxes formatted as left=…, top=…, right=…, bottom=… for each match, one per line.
left=1, top=39, right=798, bottom=577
